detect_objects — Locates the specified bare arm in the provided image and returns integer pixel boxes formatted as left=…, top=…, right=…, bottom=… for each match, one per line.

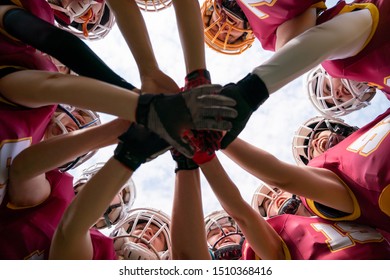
left=8, top=118, right=130, bottom=207
left=172, top=0, right=206, bottom=73
left=171, top=169, right=211, bottom=260
left=50, top=157, right=134, bottom=260
left=0, top=70, right=138, bottom=121
left=200, top=157, right=285, bottom=260
left=223, top=138, right=354, bottom=213
left=106, top=0, right=179, bottom=93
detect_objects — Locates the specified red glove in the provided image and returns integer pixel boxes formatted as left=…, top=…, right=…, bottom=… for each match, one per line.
left=182, top=69, right=211, bottom=91
left=184, top=130, right=222, bottom=165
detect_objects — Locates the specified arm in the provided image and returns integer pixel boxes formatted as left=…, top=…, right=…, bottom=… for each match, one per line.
left=106, top=0, right=179, bottom=94
left=0, top=6, right=136, bottom=91
left=223, top=138, right=354, bottom=213
left=8, top=118, right=130, bottom=207
left=255, top=9, right=373, bottom=93
left=171, top=168, right=211, bottom=260
left=172, top=0, right=206, bottom=74
left=200, top=157, right=285, bottom=260
left=50, top=157, right=134, bottom=260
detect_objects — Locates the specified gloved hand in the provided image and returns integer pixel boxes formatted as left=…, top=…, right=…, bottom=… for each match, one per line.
left=219, top=74, right=269, bottom=149
left=187, top=130, right=222, bottom=165
left=114, top=123, right=170, bottom=171
left=182, top=69, right=211, bottom=91
left=170, top=148, right=198, bottom=173
left=135, top=84, right=237, bottom=157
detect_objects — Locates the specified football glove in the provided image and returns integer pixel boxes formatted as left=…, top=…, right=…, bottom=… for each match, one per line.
left=219, top=74, right=269, bottom=149
left=136, top=85, right=237, bottom=157
left=170, top=149, right=198, bottom=173
left=183, top=69, right=211, bottom=91
left=114, top=124, right=170, bottom=171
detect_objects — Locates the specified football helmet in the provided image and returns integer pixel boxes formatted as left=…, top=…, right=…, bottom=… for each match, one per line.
left=306, top=65, right=376, bottom=117
left=251, top=183, right=301, bottom=218
left=201, top=0, right=255, bottom=55
left=292, top=116, right=358, bottom=166
left=110, top=207, right=171, bottom=260
left=46, top=104, right=101, bottom=171
left=204, top=210, right=244, bottom=260
left=135, top=0, right=172, bottom=12
left=73, top=162, right=136, bottom=229
left=48, top=0, right=115, bottom=40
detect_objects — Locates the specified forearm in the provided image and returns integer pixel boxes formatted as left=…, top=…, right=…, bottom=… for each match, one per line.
left=106, top=0, right=158, bottom=75
left=171, top=169, right=211, bottom=260
left=254, top=9, right=373, bottom=93
left=200, top=157, right=284, bottom=260
left=2, top=8, right=136, bottom=90
left=0, top=70, right=138, bottom=120
left=10, top=118, right=130, bottom=183
left=172, top=0, right=206, bottom=73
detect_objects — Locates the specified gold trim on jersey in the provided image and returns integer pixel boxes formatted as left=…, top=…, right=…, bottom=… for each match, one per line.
left=379, top=184, right=390, bottom=217
left=304, top=173, right=361, bottom=222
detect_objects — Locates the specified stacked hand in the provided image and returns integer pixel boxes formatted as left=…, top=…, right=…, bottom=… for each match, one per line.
left=114, top=123, right=170, bottom=171
left=136, top=84, right=237, bottom=157
left=218, top=74, right=269, bottom=149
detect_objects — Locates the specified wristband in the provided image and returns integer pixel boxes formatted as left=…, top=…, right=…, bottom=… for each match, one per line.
left=237, top=74, right=269, bottom=110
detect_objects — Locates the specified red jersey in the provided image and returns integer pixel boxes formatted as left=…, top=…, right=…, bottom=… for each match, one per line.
left=304, top=107, right=390, bottom=233
left=236, top=0, right=326, bottom=51
left=0, top=170, right=74, bottom=259
left=0, top=0, right=58, bottom=72
left=241, top=215, right=390, bottom=260
left=319, top=0, right=390, bottom=98
left=90, top=229, right=117, bottom=260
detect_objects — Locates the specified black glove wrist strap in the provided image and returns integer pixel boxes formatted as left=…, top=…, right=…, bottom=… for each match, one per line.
left=136, top=94, right=159, bottom=126
left=114, top=142, right=142, bottom=171
left=237, top=74, right=269, bottom=111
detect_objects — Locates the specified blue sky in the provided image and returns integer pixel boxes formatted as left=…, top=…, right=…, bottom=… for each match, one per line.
left=69, top=0, right=389, bottom=233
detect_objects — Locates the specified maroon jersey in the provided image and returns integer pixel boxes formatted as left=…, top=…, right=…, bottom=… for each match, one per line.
left=236, top=0, right=326, bottom=51
left=0, top=0, right=58, bottom=72
left=242, top=215, right=390, bottom=259
left=319, top=0, right=390, bottom=98
left=90, top=229, right=117, bottom=260
left=0, top=170, right=74, bottom=259
left=304, top=107, right=390, bottom=233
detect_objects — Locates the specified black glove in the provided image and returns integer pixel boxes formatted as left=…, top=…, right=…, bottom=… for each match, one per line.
left=114, top=124, right=170, bottom=171
left=136, top=85, right=237, bottom=157
left=219, top=74, right=269, bottom=149
left=170, top=149, right=198, bottom=173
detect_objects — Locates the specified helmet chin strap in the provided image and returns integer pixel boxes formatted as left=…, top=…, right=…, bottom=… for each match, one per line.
left=212, top=236, right=245, bottom=260
left=277, top=195, right=301, bottom=216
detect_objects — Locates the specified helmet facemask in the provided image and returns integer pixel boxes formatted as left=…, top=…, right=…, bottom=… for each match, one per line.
left=292, top=116, right=358, bottom=166
left=306, top=66, right=376, bottom=117
left=135, top=0, right=173, bottom=12
left=201, top=0, right=255, bottom=55
left=110, top=208, right=171, bottom=260
left=205, top=210, right=244, bottom=260
left=73, top=162, right=136, bottom=229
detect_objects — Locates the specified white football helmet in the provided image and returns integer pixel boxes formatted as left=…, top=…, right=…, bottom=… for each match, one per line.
left=48, top=0, right=115, bottom=40
left=306, top=65, right=376, bottom=117
left=292, top=116, right=358, bottom=166
left=201, top=0, right=255, bottom=55
left=251, top=183, right=301, bottom=218
left=110, top=207, right=171, bottom=260
left=73, top=162, right=136, bottom=229
left=204, top=210, right=244, bottom=260
left=46, top=104, right=101, bottom=171
left=135, top=0, right=172, bottom=12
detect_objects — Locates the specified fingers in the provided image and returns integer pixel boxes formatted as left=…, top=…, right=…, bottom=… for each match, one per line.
left=197, top=94, right=237, bottom=107
left=193, top=119, right=233, bottom=131
left=199, top=106, right=238, bottom=119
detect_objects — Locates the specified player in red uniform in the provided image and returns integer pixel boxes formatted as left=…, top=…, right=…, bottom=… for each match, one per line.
left=169, top=149, right=390, bottom=259
left=49, top=124, right=172, bottom=260
left=219, top=107, right=390, bottom=233
left=199, top=0, right=389, bottom=147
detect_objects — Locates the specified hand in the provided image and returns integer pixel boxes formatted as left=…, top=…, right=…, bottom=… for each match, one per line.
left=140, top=69, right=180, bottom=94
left=219, top=74, right=269, bottom=149
left=136, top=84, right=237, bottom=157
left=186, top=130, right=221, bottom=165
left=182, top=69, right=211, bottom=91
left=114, top=123, right=170, bottom=171
left=170, top=148, right=198, bottom=173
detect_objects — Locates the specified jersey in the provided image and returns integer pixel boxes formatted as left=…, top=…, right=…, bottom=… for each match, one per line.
left=319, top=0, right=390, bottom=98
left=90, top=229, right=117, bottom=260
left=304, top=107, right=390, bottom=233
left=0, top=0, right=58, bottom=72
left=0, top=170, right=74, bottom=259
left=241, top=215, right=390, bottom=260
left=236, top=0, right=326, bottom=51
